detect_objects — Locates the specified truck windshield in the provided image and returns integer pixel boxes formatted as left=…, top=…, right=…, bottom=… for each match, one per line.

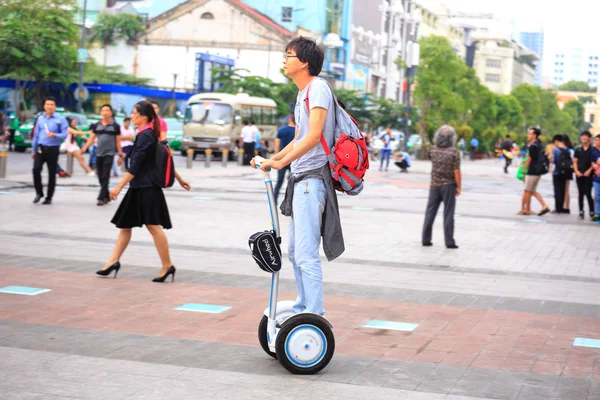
left=184, top=102, right=232, bottom=125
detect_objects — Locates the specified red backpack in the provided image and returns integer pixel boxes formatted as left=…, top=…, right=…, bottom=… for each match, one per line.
left=148, top=136, right=175, bottom=188
left=306, top=79, right=369, bottom=195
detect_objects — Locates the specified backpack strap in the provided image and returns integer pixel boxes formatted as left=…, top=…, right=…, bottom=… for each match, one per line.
left=305, top=81, right=332, bottom=156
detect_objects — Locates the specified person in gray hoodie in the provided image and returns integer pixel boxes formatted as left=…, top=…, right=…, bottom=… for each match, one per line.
left=422, top=125, right=461, bottom=249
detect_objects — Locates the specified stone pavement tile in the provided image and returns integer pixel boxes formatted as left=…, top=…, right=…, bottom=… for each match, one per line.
left=412, top=350, right=448, bottom=364
left=471, top=356, right=507, bottom=370
left=450, top=379, right=491, bottom=398
left=316, top=356, right=375, bottom=384
left=517, top=386, right=560, bottom=400
left=416, top=377, right=458, bottom=394
left=299, top=380, right=448, bottom=400
left=555, top=376, right=592, bottom=399
left=531, top=360, right=565, bottom=376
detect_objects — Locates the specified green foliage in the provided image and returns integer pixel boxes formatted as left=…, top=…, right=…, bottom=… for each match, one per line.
left=414, top=36, right=466, bottom=142
left=511, top=84, right=541, bottom=128
left=558, top=80, right=597, bottom=93
left=0, top=0, right=79, bottom=107
left=90, top=13, right=145, bottom=46
left=563, top=100, right=585, bottom=129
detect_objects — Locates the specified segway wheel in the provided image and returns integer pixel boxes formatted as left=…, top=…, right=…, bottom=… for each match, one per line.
left=275, top=315, right=335, bottom=375
left=258, top=315, right=277, bottom=359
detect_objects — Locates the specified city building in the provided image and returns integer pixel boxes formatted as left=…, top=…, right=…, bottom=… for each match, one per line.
left=241, top=0, right=353, bottom=83
left=518, top=30, right=544, bottom=86
left=90, top=0, right=295, bottom=90
left=472, top=34, right=538, bottom=95
left=547, top=47, right=600, bottom=88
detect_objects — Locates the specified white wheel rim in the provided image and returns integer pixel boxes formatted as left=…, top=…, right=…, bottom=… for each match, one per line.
left=284, top=324, right=327, bottom=367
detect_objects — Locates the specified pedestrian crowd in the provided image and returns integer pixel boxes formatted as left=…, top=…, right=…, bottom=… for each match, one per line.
left=516, top=128, right=600, bottom=222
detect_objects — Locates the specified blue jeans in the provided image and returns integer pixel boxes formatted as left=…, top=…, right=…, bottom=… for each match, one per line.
left=289, top=177, right=326, bottom=316
left=88, top=145, right=97, bottom=169
left=380, top=149, right=391, bottom=170
left=594, top=181, right=600, bottom=215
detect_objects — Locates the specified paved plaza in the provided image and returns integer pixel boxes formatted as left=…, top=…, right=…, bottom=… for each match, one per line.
left=1, top=152, right=600, bottom=399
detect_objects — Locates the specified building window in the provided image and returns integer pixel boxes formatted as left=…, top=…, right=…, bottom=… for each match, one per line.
left=591, top=114, right=596, bottom=124
left=486, top=59, right=501, bottom=68
left=281, top=7, right=293, bottom=22
left=200, top=12, right=214, bottom=19
left=485, top=73, right=500, bottom=83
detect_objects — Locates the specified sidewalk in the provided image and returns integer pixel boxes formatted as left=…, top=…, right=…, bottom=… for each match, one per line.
left=1, top=152, right=599, bottom=399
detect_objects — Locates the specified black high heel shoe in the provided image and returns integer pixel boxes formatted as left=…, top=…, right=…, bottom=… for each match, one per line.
left=152, top=266, right=176, bottom=283
left=96, top=262, right=120, bottom=278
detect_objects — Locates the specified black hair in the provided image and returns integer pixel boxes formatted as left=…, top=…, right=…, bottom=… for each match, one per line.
left=563, top=135, right=573, bottom=149
left=43, top=96, right=57, bottom=106
left=66, top=117, right=77, bottom=143
left=596, top=134, right=600, bottom=140
left=123, top=117, right=131, bottom=122
left=133, top=101, right=160, bottom=139
left=150, top=100, right=159, bottom=107
left=529, top=127, right=541, bottom=137
left=581, top=130, right=592, bottom=138
left=250, top=120, right=255, bottom=125
left=285, top=36, right=325, bottom=76
left=100, top=104, right=114, bottom=117
left=243, top=120, right=249, bottom=125
left=552, top=134, right=564, bottom=143
left=505, top=134, right=511, bottom=139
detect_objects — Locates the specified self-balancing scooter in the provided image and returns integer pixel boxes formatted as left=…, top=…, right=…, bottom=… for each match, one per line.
left=249, top=156, right=335, bottom=375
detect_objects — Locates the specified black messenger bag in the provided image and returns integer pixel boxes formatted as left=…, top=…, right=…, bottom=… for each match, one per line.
left=248, top=230, right=282, bottom=273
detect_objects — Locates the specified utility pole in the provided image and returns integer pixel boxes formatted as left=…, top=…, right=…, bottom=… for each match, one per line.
left=77, top=0, right=88, bottom=113
left=172, top=73, right=178, bottom=117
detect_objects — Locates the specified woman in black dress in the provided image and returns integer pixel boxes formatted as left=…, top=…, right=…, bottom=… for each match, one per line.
left=96, top=101, right=191, bottom=282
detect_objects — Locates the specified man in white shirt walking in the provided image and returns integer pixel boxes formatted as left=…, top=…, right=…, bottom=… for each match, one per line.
left=240, top=120, right=256, bottom=165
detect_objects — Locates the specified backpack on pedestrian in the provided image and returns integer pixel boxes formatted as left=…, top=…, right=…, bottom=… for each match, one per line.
left=306, top=79, right=369, bottom=195
left=556, top=148, right=573, bottom=176
left=151, top=138, right=175, bottom=188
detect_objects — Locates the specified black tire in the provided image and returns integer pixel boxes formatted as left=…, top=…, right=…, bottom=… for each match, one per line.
left=258, top=315, right=277, bottom=359
left=180, top=150, right=187, bottom=157
left=275, top=315, right=335, bottom=375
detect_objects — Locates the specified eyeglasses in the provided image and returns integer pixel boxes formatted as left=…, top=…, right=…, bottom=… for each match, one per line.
left=284, top=55, right=299, bottom=60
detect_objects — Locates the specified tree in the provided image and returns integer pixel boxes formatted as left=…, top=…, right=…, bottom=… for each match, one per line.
left=558, top=80, right=597, bottom=93
left=413, top=36, right=466, bottom=143
left=562, top=100, right=589, bottom=132
left=0, top=0, right=79, bottom=108
left=495, top=95, right=524, bottom=132
left=511, top=84, right=541, bottom=130
left=90, top=13, right=145, bottom=65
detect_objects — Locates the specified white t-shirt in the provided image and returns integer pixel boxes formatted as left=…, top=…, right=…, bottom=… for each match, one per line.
left=292, top=77, right=336, bottom=174
left=241, top=125, right=256, bottom=143
left=121, top=126, right=135, bottom=147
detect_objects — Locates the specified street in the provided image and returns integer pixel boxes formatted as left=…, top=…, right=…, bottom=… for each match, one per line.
left=1, top=152, right=600, bottom=400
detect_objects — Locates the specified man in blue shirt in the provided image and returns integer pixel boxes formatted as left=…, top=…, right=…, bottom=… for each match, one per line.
left=273, top=114, right=296, bottom=202
left=393, top=150, right=412, bottom=172
left=31, top=97, right=68, bottom=205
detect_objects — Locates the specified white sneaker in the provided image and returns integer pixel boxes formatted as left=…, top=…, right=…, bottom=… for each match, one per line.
left=87, top=171, right=96, bottom=176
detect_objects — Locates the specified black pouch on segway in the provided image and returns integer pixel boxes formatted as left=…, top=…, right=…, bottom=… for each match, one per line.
left=248, top=231, right=282, bottom=273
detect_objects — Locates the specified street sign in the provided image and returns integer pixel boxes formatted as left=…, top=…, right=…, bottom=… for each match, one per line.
left=74, top=86, right=89, bottom=102
left=76, top=48, right=89, bottom=63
